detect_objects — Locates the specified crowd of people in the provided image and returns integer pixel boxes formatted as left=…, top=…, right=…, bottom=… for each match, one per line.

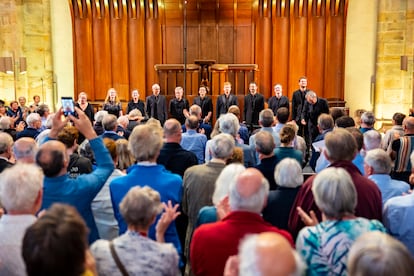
left=1, top=76, right=414, bottom=275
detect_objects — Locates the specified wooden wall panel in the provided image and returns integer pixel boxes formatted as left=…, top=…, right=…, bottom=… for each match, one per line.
left=165, top=26, right=182, bottom=63
left=307, top=15, right=326, bottom=98
left=272, top=17, right=289, bottom=94
left=92, top=3, right=111, bottom=101
left=109, top=1, right=129, bottom=100
left=187, top=26, right=199, bottom=62
left=200, top=26, right=218, bottom=59
left=255, top=17, right=272, bottom=99
left=235, top=26, right=253, bottom=63
left=218, top=26, right=234, bottom=63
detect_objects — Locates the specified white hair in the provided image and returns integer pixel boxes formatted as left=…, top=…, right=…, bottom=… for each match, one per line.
left=212, top=164, right=246, bottom=205
left=218, top=113, right=240, bottom=137
left=363, top=130, right=382, bottom=151
left=0, top=116, right=11, bottom=130
left=210, top=133, right=235, bottom=159
left=229, top=176, right=269, bottom=213
left=274, top=158, right=303, bottom=188
left=26, top=112, right=41, bottom=127
left=364, top=148, right=392, bottom=174
left=94, top=110, right=108, bottom=123
left=0, top=163, right=43, bottom=212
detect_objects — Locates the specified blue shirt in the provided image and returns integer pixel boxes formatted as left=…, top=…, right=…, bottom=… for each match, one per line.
left=180, top=130, right=207, bottom=164
left=41, top=137, right=114, bottom=244
left=110, top=164, right=183, bottom=256
left=368, top=174, right=410, bottom=205
left=316, top=152, right=364, bottom=174
left=383, top=194, right=414, bottom=256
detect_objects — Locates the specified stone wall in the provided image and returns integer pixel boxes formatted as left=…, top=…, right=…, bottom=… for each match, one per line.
left=375, top=0, right=414, bottom=120
left=0, top=0, right=53, bottom=106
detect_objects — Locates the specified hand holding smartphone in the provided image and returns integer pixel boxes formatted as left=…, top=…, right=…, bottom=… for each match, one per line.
left=61, top=97, right=76, bottom=117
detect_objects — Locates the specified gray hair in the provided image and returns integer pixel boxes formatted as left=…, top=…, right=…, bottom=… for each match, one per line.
left=26, top=112, right=41, bottom=127
left=274, top=158, right=303, bottom=188
left=117, top=115, right=129, bottom=127
left=0, top=163, right=43, bottom=212
left=210, top=133, right=235, bottom=160
left=361, top=111, right=376, bottom=126
left=218, top=113, right=240, bottom=137
left=258, top=109, right=274, bottom=127
left=119, top=186, right=163, bottom=228
left=364, top=148, right=392, bottom=174
left=94, top=110, right=108, bottom=123
left=239, top=234, right=306, bottom=276
left=128, top=109, right=142, bottom=117
left=13, top=138, right=38, bottom=162
left=348, top=231, right=414, bottom=276
left=229, top=175, right=269, bottom=213
left=102, top=114, right=118, bottom=131
left=189, top=104, right=202, bottom=116
left=312, top=167, right=357, bottom=219
left=0, top=116, right=11, bottom=130
left=0, top=132, right=13, bottom=154
left=317, top=114, right=334, bottom=131
left=255, top=131, right=275, bottom=155
left=363, top=130, right=382, bottom=151
left=128, top=124, right=163, bottom=161
left=212, top=164, right=246, bottom=205
left=305, top=90, right=317, bottom=99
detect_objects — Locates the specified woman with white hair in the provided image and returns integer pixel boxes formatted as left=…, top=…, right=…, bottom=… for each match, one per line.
left=262, top=158, right=303, bottom=230
left=93, top=110, right=108, bottom=135
left=91, top=186, right=180, bottom=275
left=296, top=167, right=386, bottom=275
left=196, top=163, right=246, bottom=227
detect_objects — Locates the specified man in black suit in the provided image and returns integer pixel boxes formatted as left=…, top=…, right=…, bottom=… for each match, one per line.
left=268, top=84, right=289, bottom=115
left=291, top=76, right=309, bottom=137
left=301, top=90, right=330, bottom=146
left=216, top=82, right=238, bottom=119
left=244, top=82, right=264, bottom=128
left=0, top=132, right=14, bottom=173
left=146, top=83, right=168, bottom=125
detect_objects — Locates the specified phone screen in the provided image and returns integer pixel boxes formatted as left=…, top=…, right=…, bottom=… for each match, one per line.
left=61, top=97, right=75, bottom=116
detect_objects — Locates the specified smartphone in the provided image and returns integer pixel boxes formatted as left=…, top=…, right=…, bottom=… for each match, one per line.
left=61, top=97, right=76, bottom=117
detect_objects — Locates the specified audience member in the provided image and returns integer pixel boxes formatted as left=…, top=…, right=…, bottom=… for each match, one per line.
left=382, top=112, right=405, bottom=152
left=364, top=148, right=410, bottom=205
left=181, top=115, right=207, bottom=164
left=183, top=133, right=235, bottom=268
left=12, top=137, right=37, bottom=163
left=22, top=203, right=95, bottom=276
left=262, top=158, right=303, bottom=231
left=190, top=168, right=293, bottom=275
left=186, top=104, right=212, bottom=139
left=359, top=111, right=376, bottom=133
left=36, top=107, right=114, bottom=243
left=335, top=115, right=356, bottom=128
left=390, top=116, right=414, bottom=183
left=101, top=114, right=126, bottom=141
left=330, top=107, right=345, bottom=123
left=17, top=112, right=41, bottom=139
left=93, top=110, right=108, bottom=135
left=273, top=106, right=289, bottom=133
left=57, top=125, right=92, bottom=178
left=228, top=105, right=249, bottom=144
left=0, top=116, right=18, bottom=140
left=363, top=129, right=382, bottom=154
left=254, top=130, right=277, bottom=190
left=115, top=139, right=136, bottom=172
left=116, top=115, right=131, bottom=139
left=36, top=104, right=50, bottom=131
left=275, top=123, right=303, bottom=166
left=309, top=114, right=334, bottom=171
left=127, top=108, right=144, bottom=131
left=347, top=232, right=414, bottom=276
left=0, top=132, right=14, bottom=173
left=91, top=138, right=124, bottom=240
left=289, top=128, right=382, bottom=239
left=110, top=123, right=183, bottom=257
left=0, top=164, right=43, bottom=276
left=91, top=186, right=179, bottom=275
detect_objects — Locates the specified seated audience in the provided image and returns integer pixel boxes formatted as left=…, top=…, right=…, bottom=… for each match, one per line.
left=273, top=106, right=289, bottom=133
left=309, top=114, right=334, bottom=171
left=335, top=115, right=356, bottom=128
left=359, top=111, right=376, bottom=133
left=190, top=168, right=293, bottom=275
left=364, top=148, right=410, bottom=205
left=110, top=123, right=183, bottom=258
left=36, top=107, right=114, bottom=243
left=228, top=105, right=249, bottom=144
left=362, top=129, right=382, bottom=155
left=181, top=115, right=207, bottom=164
left=274, top=124, right=303, bottom=166
left=262, top=158, right=303, bottom=231
left=0, top=163, right=43, bottom=276
left=22, top=204, right=96, bottom=276
left=289, top=128, right=382, bottom=239
left=347, top=232, right=414, bottom=276
left=92, top=138, right=124, bottom=240
left=296, top=167, right=386, bottom=275
left=254, top=130, right=278, bottom=190
left=91, top=186, right=179, bottom=275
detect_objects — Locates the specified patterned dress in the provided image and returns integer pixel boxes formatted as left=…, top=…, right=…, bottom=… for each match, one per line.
left=296, top=217, right=386, bottom=276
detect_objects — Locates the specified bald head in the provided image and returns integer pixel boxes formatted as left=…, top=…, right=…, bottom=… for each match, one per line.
left=229, top=168, right=269, bottom=213
left=13, top=137, right=38, bottom=163
left=239, top=232, right=298, bottom=276
left=163, top=118, right=182, bottom=143
left=36, top=140, right=68, bottom=177
left=403, top=117, right=414, bottom=134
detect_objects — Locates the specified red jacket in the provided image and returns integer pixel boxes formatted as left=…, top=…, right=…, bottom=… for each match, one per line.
left=288, top=160, right=383, bottom=239
left=190, top=211, right=294, bottom=276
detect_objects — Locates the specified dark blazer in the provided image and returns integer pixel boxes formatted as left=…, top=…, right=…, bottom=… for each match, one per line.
left=146, top=94, right=168, bottom=125
left=100, top=131, right=126, bottom=141
left=157, top=142, right=198, bottom=177
left=301, top=97, right=330, bottom=141
left=255, top=155, right=278, bottom=190
left=126, top=100, right=145, bottom=116
left=291, top=89, right=309, bottom=123
left=268, top=95, right=290, bottom=115
left=244, top=93, right=264, bottom=125
left=193, top=96, right=213, bottom=120
left=16, top=127, right=40, bottom=139
left=0, top=158, right=13, bottom=173
left=216, top=94, right=238, bottom=119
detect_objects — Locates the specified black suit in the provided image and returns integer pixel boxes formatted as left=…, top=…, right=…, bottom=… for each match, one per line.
left=193, top=96, right=213, bottom=121
left=216, top=94, right=238, bottom=119
left=146, top=94, right=168, bottom=125
left=0, top=158, right=13, bottom=173
left=244, top=93, right=264, bottom=125
left=268, top=95, right=290, bottom=115
left=301, top=97, right=330, bottom=143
